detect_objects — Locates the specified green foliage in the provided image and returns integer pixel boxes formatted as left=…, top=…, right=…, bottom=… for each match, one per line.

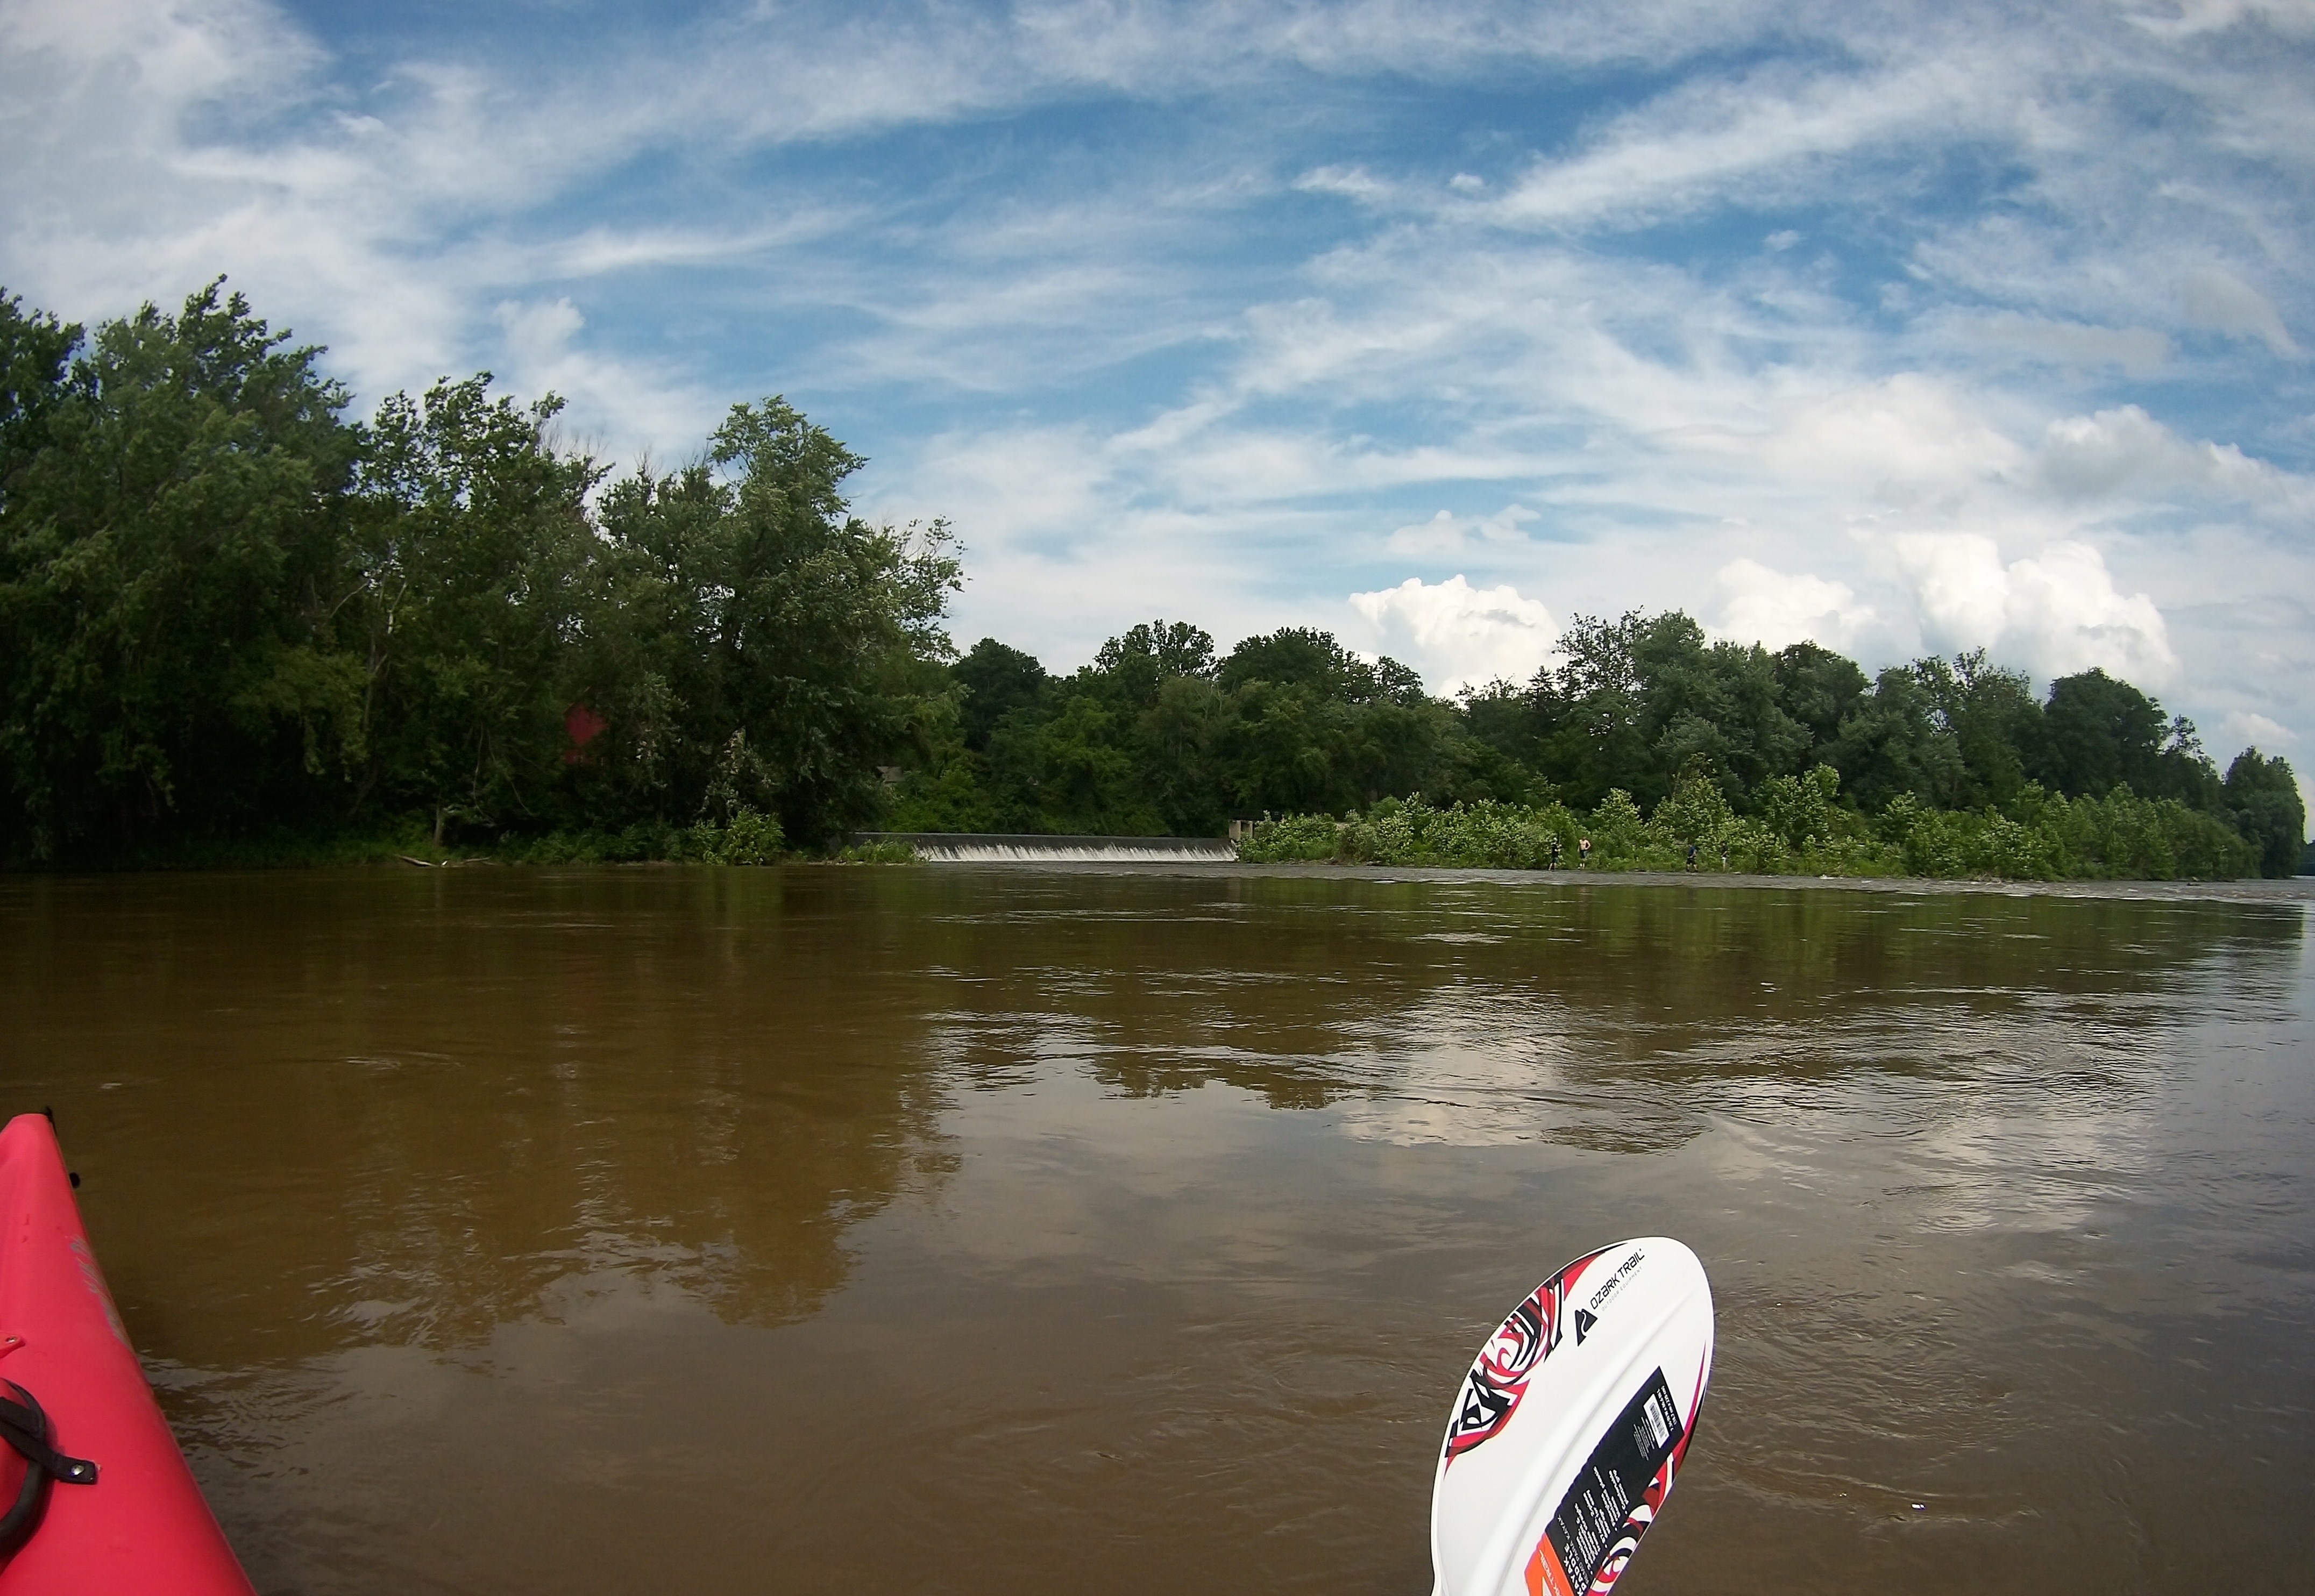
left=1239, top=762, right=2258, bottom=883
left=0, top=282, right=362, bottom=858
left=572, top=401, right=962, bottom=846
left=829, top=840, right=921, bottom=864
left=1878, top=783, right=2255, bottom=880
left=1338, top=797, right=1570, bottom=868
left=1757, top=765, right=1843, bottom=850
left=894, top=616, right=1470, bottom=837
left=2221, top=750, right=2306, bottom=878
left=0, top=283, right=959, bottom=866
left=701, top=807, right=785, bottom=865
left=349, top=374, right=602, bottom=836
left=1232, top=812, right=1345, bottom=863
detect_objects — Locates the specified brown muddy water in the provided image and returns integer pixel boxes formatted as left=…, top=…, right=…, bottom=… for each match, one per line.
left=2, top=865, right=2310, bottom=1595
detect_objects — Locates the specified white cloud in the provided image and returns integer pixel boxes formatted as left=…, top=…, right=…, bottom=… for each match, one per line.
left=1892, top=533, right=2178, bottom=685
left=2033, top=404, right=2303, bottom=505
left=495, top=296, right=584, bottom=365
left=1756, top=375, right=2029, bottom=506
left=2126, top=1, right=2315, bottom=40
left=2218, top=709, right=2294, bottom=750
left=1956, top=314, right=2171, bottom=376
left=1713, top=559, right=1876, bottom=652
left=1295, top=164, right=1390, bottom=201
left=1347, top=575, right=1557, bottom=691
left=1384, top=503, right=1537, bottom=555
left=1488, top=54, right=1997, bottom=230
left=2176, top=265, right=2300, bottom=355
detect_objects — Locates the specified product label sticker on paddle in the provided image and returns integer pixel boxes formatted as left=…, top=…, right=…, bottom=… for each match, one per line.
left=1430, top=1238, right=1713, bottom=1596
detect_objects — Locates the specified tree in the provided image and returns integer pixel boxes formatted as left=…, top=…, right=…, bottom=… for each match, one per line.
left=1645, top=637, right=1808, bottom=810
left=1528, top=611, right=1652, bottom=808
left=954, top=638, right=1048, bottom=752
left=1096, top=619, right=1217, bottom=704
left=1223, top=680, right=1353, bottom=815
left=1829, top=666, right=1963, bottom=812
left=0, top=282, right=361, bottom=859
left=1916, top=649, right=2042, bottom=808
left=2223, top=750, right=2306, bottom=878
left=1771, top=643, right=1869, bottom=765
left=350, top=375, right=601, bottom=838
left=578, top=399, right=961, bottom=844
left=1219, top=626, right=1411, bottom=702
left=2037, top=668, right=2165, bottom=798
left=1135, top=673, right=1234, bottom=834
left=0, top=291, right=80, bottom=507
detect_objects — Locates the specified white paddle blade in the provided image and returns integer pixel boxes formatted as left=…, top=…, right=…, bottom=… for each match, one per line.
left=1430, top=1238, right=1714, bottom=1596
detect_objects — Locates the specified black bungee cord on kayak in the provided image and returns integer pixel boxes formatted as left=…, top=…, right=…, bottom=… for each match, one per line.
left=0, top=1379, right=98, bottom=1554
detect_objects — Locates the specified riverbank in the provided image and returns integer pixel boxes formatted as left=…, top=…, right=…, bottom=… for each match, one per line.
left=901, top=857, right=2315, bottom=904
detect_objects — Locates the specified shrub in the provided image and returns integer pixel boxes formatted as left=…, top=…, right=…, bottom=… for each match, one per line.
left=1236, top=813, right=1347, bottom=862
left=691, top=806, right=785, bottom=865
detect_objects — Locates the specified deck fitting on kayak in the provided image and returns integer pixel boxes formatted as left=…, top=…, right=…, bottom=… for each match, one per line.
left=1, top=1378, right=101, bottom=1554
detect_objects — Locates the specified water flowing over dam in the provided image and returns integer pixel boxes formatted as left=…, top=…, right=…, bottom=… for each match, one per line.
left=855, top=831, right=1238, bottom=863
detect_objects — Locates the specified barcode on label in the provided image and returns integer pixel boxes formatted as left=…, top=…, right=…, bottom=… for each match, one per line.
left=1639, top=1387, right=1677, bottom=1450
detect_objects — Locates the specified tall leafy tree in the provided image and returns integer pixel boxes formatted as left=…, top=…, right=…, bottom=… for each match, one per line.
left=0, top=282, right=360, bottom=859
left=1828, top=666, right=1964, bottom=811
left=350, top=375, right=601, bottom=838
left=2223, top=750, right=2306, bottom=878
left=2036, top=668, right=2166, bottom=797
left=1527, top=611, right=1653, bottom=808
left=1771, top=642, right=1869, bottom=765
left=1098, top=620, right=1218, bottom=700
left=1644, top=635, right=1809, bottom=809
left=0, top=291, right=79, bottom=502
left=954, top=638, right=1049, bottom=752
left=576, top=399, right=960, bottom=843
left=1916, top=649, right=2043, bottom=808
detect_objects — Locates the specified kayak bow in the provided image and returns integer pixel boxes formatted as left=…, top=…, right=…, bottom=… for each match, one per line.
left=0, top=1113, right=256, bottom=1595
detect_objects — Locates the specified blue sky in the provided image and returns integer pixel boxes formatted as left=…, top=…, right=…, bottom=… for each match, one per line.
left=4, top=0, right=2312, bottom=803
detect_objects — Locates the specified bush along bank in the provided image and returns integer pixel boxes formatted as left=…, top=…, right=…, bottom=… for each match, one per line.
left=1237, top=767, right=2260, bottom=880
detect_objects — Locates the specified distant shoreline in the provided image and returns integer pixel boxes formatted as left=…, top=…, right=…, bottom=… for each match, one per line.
left=904, top=858, right=2315, bottom=904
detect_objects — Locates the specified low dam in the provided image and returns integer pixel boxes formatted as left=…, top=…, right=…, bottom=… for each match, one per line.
left=854, top=831, right=1238, bottom=863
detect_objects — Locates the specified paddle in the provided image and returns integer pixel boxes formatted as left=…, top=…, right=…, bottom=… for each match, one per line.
left=1429, top=1238, right=1715, bottom=1596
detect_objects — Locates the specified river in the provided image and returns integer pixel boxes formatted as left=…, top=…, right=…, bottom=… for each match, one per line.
left=3, top=865, right=2310, bottom=1594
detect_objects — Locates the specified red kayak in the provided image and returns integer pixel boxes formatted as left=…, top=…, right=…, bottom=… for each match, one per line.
left=0, top=1113, right=256, bottom=1594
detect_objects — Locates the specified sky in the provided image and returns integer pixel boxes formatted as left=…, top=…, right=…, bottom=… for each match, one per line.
left=3, top=0, right=2312, bottom=807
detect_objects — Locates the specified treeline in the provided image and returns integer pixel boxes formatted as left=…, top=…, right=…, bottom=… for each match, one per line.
left=0, top=283, right=958, bottom=865
left=3, top=282, right=2302, bottom=880
left=893, top=612, right=2304, bottom=879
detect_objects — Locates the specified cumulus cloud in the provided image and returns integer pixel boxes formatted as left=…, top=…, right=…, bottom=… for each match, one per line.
left=1892, top=533, right=2178, bottom=684
left=1713, top=559, right=1876, bottom=652
left=1348, top=575, right=1557, bottom=691
left=2033, top=404, right=2302, bottom=504
left=1756, top=375, right=2028, bottom=505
